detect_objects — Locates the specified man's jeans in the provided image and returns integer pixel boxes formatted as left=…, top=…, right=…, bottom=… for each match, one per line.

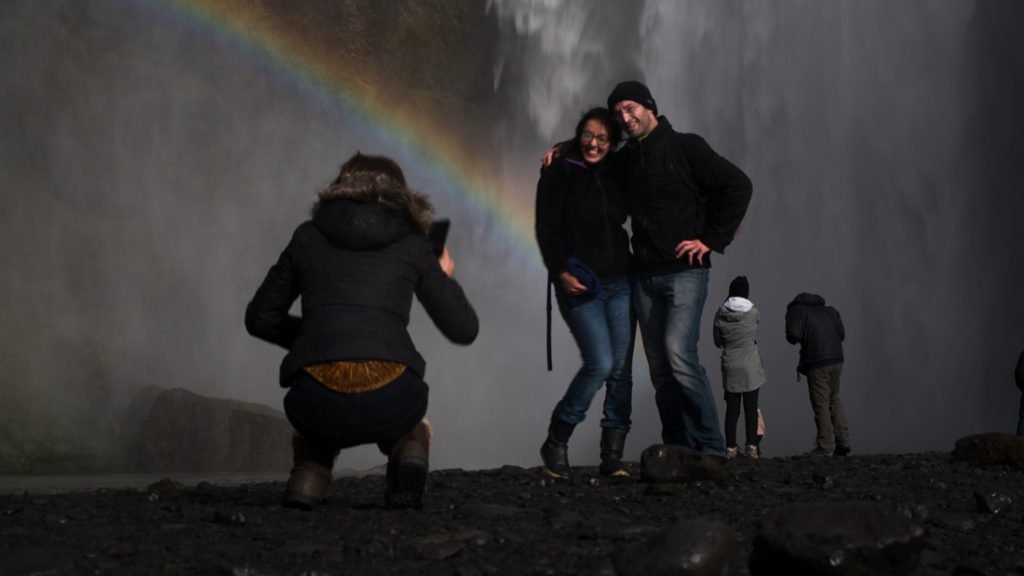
left=632, top=268, right=725, bottom=455
left=553, top=278, right=635, bottom=430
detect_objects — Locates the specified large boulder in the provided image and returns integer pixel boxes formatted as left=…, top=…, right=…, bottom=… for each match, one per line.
left=125, top=387, right=293, bottom=473
left=614, top=518, right=739, bottom=576
left=951, top=433, right=1024, bottom=470
left=640, top=444, right=728, bottom=483
left=750, top=502, right=927, bottom=575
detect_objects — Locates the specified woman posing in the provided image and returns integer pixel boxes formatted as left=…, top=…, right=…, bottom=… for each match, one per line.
left=535, top=108, right=635, bottom=479
left=246, top=153, right=478, bottom=509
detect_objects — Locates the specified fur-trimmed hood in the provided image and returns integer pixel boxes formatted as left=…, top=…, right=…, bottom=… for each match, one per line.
left=311, top=172, right=434, bottom=250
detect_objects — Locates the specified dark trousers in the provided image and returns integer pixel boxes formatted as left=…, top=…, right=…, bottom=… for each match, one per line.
left=283, top=370, right=428, bottom=451
left=807, top=363, right=849, bottom=451
left=724, top=389, right=760, bottom=448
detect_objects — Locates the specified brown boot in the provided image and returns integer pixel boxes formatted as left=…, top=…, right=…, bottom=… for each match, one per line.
left=283, top=434, right=339, bottom=510
left=384, top=419, right=431, bottom=510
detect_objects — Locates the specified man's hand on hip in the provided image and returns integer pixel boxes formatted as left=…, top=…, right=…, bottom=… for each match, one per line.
left=675, top=239, right=710, bottom=266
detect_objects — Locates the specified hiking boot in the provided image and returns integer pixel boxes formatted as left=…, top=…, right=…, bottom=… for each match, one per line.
left=384, top=419, right=431, bottom=510
left=283, top=435, right=339, bottom=510
left=598, top=428, right=630, bottom=478
left=540, top=417, right=575, bottom=480
left=745, top=444, right=760, bottom=459
left=833, top=443, right=852, bottom=457
left=725, top=446, right=739, bottom=459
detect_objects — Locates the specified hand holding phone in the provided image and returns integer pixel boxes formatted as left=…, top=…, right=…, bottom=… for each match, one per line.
left=428, top=218, right=450, bottom=256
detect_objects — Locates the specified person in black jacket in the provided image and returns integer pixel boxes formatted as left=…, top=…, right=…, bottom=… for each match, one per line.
left=1015, top=349, right=1024, bottom=436
left=535, top=108, right=635, bottom=479
left=784, top=293, right=850, bottom=456
left=246, top=153, right=478, bottom=509
left=606, top=81, right=753, bottom=456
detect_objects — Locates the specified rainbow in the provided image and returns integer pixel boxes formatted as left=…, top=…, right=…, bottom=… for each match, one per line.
left=141, top=0, right=540, bottom=262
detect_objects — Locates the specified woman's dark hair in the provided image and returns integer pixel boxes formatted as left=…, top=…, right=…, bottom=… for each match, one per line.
left=570, top=107, right=621, bottom=156
left=330, top=151, right=407, bottom=188
left=313, top=152, right=414, bottom=216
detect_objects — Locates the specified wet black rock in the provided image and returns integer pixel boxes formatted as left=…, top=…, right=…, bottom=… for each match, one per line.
left=749, top=501, right=926, bottom=575
left=613, top=518, right=739, bottom=576
left=1, top=450, right=1023, bottom=575
left=972, top=484, right=1013, bottom=514
left=951, top=433, right=1024, bottom=470
left=640, top=444, right=728, bottom=483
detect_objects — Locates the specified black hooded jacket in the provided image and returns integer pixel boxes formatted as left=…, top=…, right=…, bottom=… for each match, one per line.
left=1016, top=349, right=1024, bottom=391
left=245, top=176, right=478, bottom=385
left=785, top=293, right=845, bottom=375
left=614, top=116, right=752, bottom=274
left=535, top=153, right=630, bottom=282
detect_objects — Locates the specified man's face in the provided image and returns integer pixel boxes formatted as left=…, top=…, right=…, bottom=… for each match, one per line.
left=613, top=99, right=656, bottom=138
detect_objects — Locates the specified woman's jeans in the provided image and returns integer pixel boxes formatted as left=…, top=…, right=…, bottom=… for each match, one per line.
left=284, top=370, right=428, bottom=450
left=552, top=277, right=635, bottom=430
left=724, top=389, right=760, bottom=448
left=632, top=268, right=726, bottom=455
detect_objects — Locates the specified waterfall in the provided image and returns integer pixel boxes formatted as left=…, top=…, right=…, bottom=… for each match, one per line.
left=491, top=0, right=1024, bottom=454
left=2, top=1, right=1022, bottom=476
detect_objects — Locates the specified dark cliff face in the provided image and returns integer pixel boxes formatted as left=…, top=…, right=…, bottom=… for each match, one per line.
left=962, top=0, right=1024, bottom=381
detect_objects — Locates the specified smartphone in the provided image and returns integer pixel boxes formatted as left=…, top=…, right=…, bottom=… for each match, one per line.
left=428, top=218, right=450, bottom=256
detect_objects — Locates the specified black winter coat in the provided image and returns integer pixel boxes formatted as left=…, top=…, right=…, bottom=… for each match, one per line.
left=615, top=116, right=752, bottom=274
left=1016, top=349, right=1024, bottom=391
left=535, top=154, right=630, bottom=282
left=785, top=293, right=845, bottom=375
left=245, top=177, right=478, bottom=386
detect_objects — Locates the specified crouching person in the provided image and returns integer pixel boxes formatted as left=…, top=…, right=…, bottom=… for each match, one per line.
left=245, top=153, right=478, bottom=510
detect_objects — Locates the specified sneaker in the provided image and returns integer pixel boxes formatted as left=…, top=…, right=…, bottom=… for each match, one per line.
left=833, top=444, right=851, bottom=457
left=745, top=444, right=760, bottom=459
left=806, top=447, right=833, bottom=457
left=725, top=446, right=739, bottom=459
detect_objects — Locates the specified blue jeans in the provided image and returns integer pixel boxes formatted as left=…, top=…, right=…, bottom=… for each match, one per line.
left=553, top=277, right=635, bottom=430
left=632, top=268, right=725, bottom=455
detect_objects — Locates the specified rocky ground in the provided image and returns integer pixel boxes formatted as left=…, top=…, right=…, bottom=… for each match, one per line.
left=1, top=445, right=1023, bottom=576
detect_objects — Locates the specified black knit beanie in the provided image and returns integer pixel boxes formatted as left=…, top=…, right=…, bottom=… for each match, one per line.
left=729, top=276, right=749, bottom=299
left=607, top=81, right=657, bottom=116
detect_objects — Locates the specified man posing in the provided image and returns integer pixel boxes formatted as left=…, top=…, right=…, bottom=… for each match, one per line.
left=607, top=81, right=753, bottom=456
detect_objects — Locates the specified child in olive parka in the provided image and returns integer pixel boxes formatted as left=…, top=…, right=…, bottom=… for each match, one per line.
left=713, top=276, right=767, bottom=458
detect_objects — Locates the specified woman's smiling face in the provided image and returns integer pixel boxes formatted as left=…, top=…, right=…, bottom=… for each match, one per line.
left=579, top=119, right=611, bottom=164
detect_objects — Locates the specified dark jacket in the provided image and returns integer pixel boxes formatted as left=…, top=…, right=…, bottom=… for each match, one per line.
left=785, top=293, right=844, bottom=375
left=614, top=116, right=752, bottom=274
left=245, top=174, right=478, bottom=386
left=1016, top=349, right=1024, bottom=391
left=535, top=153, right=630, bottom=282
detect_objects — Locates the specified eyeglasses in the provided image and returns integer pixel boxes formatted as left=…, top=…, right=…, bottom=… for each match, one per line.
left=581, top=132, right=610, bottom=145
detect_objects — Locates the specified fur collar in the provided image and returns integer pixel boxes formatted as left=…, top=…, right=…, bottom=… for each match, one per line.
left=312, top=172, right=433, bottom=234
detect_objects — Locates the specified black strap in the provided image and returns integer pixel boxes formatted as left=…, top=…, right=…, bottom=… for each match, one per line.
left=546, top=280, right=553, bottom=371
